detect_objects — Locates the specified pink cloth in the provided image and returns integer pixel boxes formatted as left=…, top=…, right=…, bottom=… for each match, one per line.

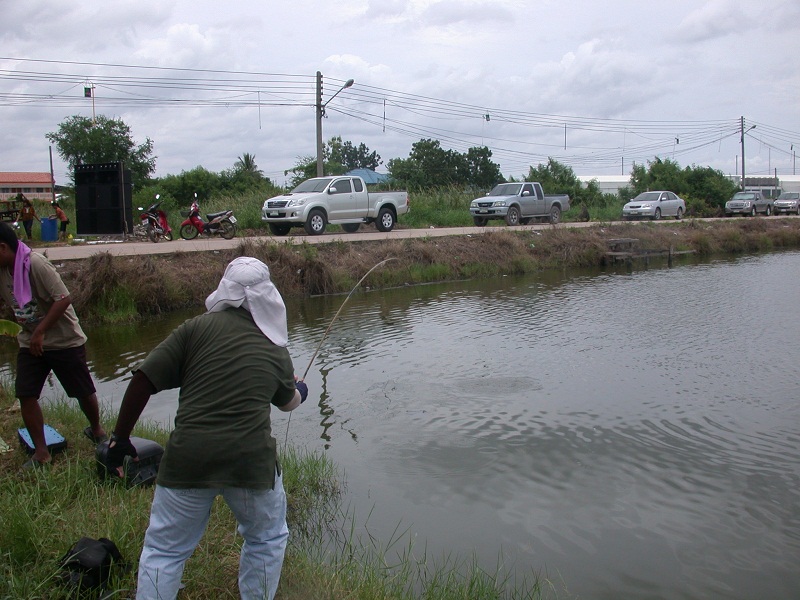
left=13, top=241, right=32, bottom=307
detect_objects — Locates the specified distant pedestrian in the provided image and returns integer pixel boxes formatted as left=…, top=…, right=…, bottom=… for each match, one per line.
left=18, top=196, right=41, bottom=241
left=51, top=201, right=69, bottom=241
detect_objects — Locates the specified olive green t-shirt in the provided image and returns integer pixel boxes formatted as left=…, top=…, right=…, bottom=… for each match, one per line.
left=137, top=307, right=297, bottom=490
left=0, top=252, right=87, bottom=349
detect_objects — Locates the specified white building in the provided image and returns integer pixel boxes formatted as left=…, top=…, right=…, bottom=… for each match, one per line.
left=578, top=174, right=800, bottom=197
left=577, top=175, right=630, bottom=195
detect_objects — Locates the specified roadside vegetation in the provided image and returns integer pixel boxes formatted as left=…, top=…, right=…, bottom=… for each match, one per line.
left=43, top=216, right=800, bottom=325
left=0, top=384, right=546, bottom=599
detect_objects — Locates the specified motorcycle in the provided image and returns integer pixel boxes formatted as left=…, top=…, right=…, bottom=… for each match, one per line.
left=134, top=194, right=173, bottom=242
left=179, top=193, right=237, bottom=240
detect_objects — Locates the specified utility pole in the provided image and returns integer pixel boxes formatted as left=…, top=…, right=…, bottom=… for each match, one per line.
left=315, top=72, right=324, bottom=177
left=315, top=72, right=354, bottom=177
left=740, top=116, right=746, bottom=190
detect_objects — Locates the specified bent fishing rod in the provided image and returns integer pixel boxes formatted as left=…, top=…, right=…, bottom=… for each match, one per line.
left=284, top=257, right=397, bottom=445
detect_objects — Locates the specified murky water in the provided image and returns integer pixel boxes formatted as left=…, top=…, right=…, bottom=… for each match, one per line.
left=2, top=251, right=799, bottom=599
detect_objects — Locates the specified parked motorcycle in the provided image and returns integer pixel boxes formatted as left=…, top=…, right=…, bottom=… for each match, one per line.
left=179, top=193, right=237, bottom=240
left=135, top=195, right=173, bottom=242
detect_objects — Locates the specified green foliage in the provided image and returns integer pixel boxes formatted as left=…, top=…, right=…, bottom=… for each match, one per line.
left=388, top=139, right=502, bottom=190
left=525, top=158, right=614, bottom=211
left=402, top=187, right=474, bottom=228
left=684, top=195, right=722, bottom=218
left=285, top=137, right=383, bottom=187
left=133, top=156, right=283, bottom=231
left=628, top=157, right=737, bottom=208
left=328, top=136, right=382, bottom=172
left=46, top=115, right=155, bottom=187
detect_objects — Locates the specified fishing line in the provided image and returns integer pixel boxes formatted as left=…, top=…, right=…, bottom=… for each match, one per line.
left=283, top=258, right=397, bottom=447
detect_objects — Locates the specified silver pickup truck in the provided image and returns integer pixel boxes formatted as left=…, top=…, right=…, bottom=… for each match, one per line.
left=262, top=176, right=410, bottom=236
left=470, top=182, right=570, bottom=226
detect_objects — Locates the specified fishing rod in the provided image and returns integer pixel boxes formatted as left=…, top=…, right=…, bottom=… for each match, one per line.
left=300, top=257, right=397, bottom=380
left=284, top=257, right=397, bottom=445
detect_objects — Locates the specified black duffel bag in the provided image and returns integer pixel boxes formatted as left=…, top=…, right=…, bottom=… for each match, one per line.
left=59, top=536, right=124, bottom=591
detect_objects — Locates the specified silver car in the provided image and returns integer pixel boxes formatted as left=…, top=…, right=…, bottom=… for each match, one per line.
left=773, top=192, right=800, bottom=215
left=622, top=191, right=685, bottom=221
left=725, top=191, right=772, bottom=217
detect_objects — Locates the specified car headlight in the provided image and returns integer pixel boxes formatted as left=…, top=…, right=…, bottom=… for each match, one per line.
left=470, top=201, right=478, bottom=208
left=743, top=201, right=751, bottom=207
left=639, top=203, right=651, bottom=209
left=287, top=198, right=307, bottom=207
left=494, top=200, right=507, bottom=207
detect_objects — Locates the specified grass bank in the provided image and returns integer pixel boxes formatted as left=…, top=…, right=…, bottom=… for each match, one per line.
left=50, top=217, right=800, bottom=324
left=0, top=387, right=547, bottom=599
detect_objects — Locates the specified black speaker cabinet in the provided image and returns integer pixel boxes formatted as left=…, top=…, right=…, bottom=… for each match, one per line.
left=74, top=163, right=133, bottom=235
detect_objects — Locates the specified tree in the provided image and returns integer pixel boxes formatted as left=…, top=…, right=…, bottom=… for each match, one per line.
left=46, top=115, right=156, bottom=187
left=466, top=147, right=503, bottom=189
left=387, top=139, right=500, bottom=190
left=285, top=137, right=383, bottom=187
left=629, top=157, right=686, bottom=195
left=328, top=136, right=382, bottom=171
left=526, top=158, right=613, bottom=209
left=626, top=158, right=737, bottom=212
left=234, top=153, right=263, bottom=178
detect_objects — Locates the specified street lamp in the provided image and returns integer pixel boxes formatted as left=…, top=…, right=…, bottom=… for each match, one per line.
left=316, top=72, right=354, bottom=177
left=740, top=117, right=756, bottom=191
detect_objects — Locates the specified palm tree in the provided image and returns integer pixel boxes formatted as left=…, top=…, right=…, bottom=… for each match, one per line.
left=235, top=153, right=263, bottom=178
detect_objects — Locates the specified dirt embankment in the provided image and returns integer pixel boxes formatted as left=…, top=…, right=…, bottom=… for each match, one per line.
left=53, top=218, right=800, bottom=323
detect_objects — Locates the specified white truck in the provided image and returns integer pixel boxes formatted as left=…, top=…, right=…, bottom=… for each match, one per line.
left=469, top=182, right=570, bottom=226
left=262, top=176, right=410, bottom=236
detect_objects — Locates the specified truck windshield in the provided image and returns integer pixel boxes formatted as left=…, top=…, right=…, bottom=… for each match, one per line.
left=733, top=193, right=755, bottom=200
left=489, top=184, right=522, bottom=196
left=291, top=178, right=333, bottom=193
left=778, top=192, right=799, bottom=199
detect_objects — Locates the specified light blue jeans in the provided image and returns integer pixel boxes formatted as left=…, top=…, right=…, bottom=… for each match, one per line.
left=136, top=475, right=289, bottom=600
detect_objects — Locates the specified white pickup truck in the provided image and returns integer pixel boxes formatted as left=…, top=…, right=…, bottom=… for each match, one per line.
left=262, top=176, right=410, bottom=236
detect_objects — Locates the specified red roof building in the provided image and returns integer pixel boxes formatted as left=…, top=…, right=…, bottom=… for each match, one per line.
left=0, top=172, right=55, bottom=201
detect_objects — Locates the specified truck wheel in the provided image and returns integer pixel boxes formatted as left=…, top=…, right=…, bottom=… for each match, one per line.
left=376, top=207, right=395, bottom=232
left=268, top=223, right=291, bottom=236
left=473, top=216, right=488, bottom=227
left=750, top=207, right=756, bottom=217
left=505, top=206, right=521, bottom=226
left=549, top=206, right=562, bottom=224
left=341, top=223, right=361, bottom=233
left=765, top=205, right=772, bottom=216
left=304, top=209, right=327, bottom=235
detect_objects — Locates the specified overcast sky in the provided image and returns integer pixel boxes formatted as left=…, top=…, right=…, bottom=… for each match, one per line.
left=2, top=0, right=799, bottom=187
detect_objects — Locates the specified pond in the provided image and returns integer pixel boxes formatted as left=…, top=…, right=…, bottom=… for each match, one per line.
left=2, top=251, right=799, bottom=600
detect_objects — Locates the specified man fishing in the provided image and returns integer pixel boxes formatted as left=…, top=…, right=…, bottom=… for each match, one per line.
left=106, top=256, right=308, bottom=600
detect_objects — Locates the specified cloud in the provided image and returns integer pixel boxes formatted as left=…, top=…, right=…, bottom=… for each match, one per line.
left=677, top=0, right=744, bottom=43
left=421, top=0, right=516, bottom=27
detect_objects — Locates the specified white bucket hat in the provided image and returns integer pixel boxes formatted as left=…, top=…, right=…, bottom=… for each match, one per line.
left=205, top=257, right=288, bottom=346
